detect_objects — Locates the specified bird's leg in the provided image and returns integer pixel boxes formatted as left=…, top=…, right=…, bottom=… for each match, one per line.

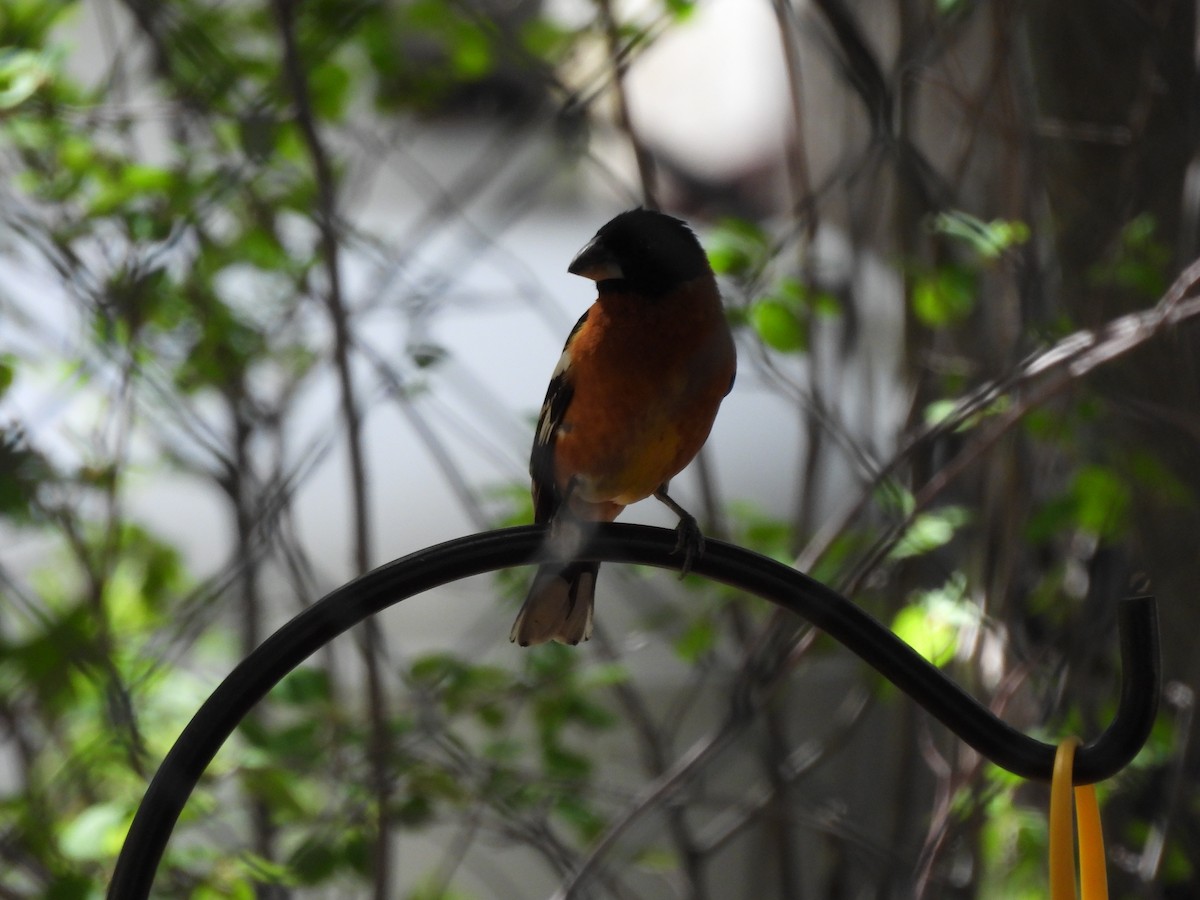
left=653, top=485, right=704, bottom=577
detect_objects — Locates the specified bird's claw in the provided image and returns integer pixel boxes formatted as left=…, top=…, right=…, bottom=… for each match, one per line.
left=672, top=513, right=705, bottom=578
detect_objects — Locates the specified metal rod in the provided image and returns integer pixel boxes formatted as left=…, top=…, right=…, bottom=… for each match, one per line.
left=107, top=523, right=1160, bottom=899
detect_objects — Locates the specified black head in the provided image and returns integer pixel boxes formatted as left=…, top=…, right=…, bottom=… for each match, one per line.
left=568, top=208, right=711, bottom=297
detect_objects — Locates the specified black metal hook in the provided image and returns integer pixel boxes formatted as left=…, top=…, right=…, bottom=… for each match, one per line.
left=107, top=523, right=1160, bottom=899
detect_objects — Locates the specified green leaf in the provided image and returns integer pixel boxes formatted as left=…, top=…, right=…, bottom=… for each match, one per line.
left=706, top=218, right=770, bottom=276
left=309, top=60, right=352, bottom=120
left=0, top=354, right=14, bottom=397
left=43, top=873, right=95, bottom=900
left=892, top=604, right=957, bottom=667
left=555, top=792, right=606, bottom=842
left=931, top=211, right=1029, bottom=259
left=192, top=878, right=257, bottom=900
left=634, top=846, right=678, bottom=872
left=241, top=764, right=312, bottom=818
left=87, top=183, right=128, bottom=218
left=811, top=289, right=842, bottom=317
left=542, top=742, right=592, bottom=780
left=892, top=585, right=966, bottom=668
left=890, top=506, right=969, bottom=560
left=876, top=485, right=915, bottom=518
left=525, top=640, right=576, bottom=680
left=289, top=837, right=342, bottom=885
left=674, top=617, right=716, bottom=664
left=240, top=226, right=291, bottom=271
left=1027, top=464, right=1131, bottom=541
left=1088, top=213, right=1169, bottom=298
left=274, top=666, right=331, bottom=705
left=1071, top=464, right=1130, bottom=538
left=653, top=0, right=696, bottom=18
left=395, top=793, right=436, bottom=828
left=60, top=802, right=130, bottom=860
left=482, top=763, right=537, bottom=809
left=411, top=652, right=464, bottom=683
left=57, top=134, right=94, bottom=172
left=0, top=48, right=52, bottom=109
left=520, top=17, right=571, bottom=58
left=8, top=605, right=93, bottom=712
left=239, top=853, right=295, bottom=888
left=749, top=299, right=806, bottom=352
left=1126, top=449, right=1192, bottom=506
left=483, top=738, right=522, bottom=762
left=924, top=395, right=1010, bottom=431
left=476, top=701, right=506, bottom=729
left=923, top=398, right=959, bottom=427
left=450, top=27, right=493, bottom=79
left=911, top=265, right=976, bottom=327
left=122, top=163, right=174, bottom=195
left=728, top=500, right=796, bottom=561
left=1, top=0, right=77, bottom=44
left=578, top=661, right=630, bottom=688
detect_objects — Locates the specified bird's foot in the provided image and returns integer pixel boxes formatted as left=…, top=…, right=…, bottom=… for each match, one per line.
left=672, top=512, right=705, bottom=578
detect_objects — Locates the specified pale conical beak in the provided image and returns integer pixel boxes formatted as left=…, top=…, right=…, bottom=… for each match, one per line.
left=568, top=237, right=623, bottom=281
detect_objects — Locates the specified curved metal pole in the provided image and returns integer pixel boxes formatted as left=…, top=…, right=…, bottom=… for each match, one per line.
left=107, top=523, right=1160, bottom=899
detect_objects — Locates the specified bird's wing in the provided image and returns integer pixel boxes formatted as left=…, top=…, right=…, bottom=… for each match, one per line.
left=530, top=309, right=589, bottom=524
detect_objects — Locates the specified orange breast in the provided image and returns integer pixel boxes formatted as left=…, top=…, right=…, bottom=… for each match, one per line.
left=552, top=276, right=735, bottom=517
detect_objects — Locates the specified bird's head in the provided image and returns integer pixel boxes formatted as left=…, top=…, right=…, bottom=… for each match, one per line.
left=568, top=208, right=711, bottom=297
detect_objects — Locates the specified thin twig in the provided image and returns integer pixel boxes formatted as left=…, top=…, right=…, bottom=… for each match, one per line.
left=270, top=3, right=392, bottom=897
left=591, top=623, right=709, bottom=899
left=595, top=0, right=659, bottom=209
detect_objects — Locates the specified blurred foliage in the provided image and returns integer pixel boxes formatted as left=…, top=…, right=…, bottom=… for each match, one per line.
left=1, top=0, right=1198, bottom=898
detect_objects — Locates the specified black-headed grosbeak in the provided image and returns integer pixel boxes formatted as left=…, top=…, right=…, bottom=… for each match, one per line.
left=510, top=208, right=737, bottom=646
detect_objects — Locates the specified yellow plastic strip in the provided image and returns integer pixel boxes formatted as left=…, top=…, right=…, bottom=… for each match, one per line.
left=1075, top=782, right=1108, bottom=899
left=1050, top=738, right=1080, bottom=900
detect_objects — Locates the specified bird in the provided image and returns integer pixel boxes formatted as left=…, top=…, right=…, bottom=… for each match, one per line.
left=510, top=208, right=737, bottom=646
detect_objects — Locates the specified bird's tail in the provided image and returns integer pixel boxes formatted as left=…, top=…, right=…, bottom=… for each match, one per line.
left=510, top=561, right=599, bottom=646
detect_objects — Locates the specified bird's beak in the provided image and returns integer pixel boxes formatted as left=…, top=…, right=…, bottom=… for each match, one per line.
left=568, top=237, right=623, bottom=282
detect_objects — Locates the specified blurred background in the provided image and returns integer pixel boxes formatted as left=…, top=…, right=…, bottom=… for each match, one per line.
left=2, top=0, right=1200, bottom=897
